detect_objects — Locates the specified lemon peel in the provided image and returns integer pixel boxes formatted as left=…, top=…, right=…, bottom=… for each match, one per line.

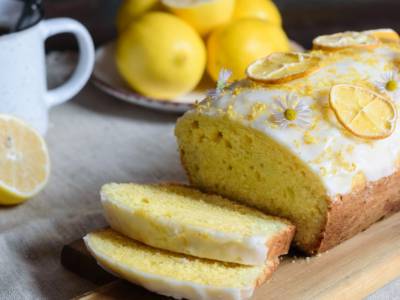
left=162, top=0, right=235, bottom=36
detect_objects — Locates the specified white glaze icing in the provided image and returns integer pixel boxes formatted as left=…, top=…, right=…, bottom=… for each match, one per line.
left=101, top=194, right=271, bottom=266
left=84, top=235, right=262, bottom=300
left=197, top=45, right=400, bottom=197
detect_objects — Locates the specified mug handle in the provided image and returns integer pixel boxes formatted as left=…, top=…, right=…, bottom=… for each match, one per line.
left=39, top=18, right=95, bottom=108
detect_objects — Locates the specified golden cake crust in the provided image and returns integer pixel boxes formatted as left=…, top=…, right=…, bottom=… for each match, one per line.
left=266, top=224, right=295, bottom=259
left=255, top=257, right=280, bottom=287
left=315, top=169, right=400, bottom=253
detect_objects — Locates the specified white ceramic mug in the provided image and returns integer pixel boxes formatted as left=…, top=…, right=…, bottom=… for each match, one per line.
left=0, top=18, right=95, bottom=135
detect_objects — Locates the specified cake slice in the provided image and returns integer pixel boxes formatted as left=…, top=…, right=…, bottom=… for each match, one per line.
left=84, top=229, right=278, bottom=300
left=100, top=183, right=294, bottom=266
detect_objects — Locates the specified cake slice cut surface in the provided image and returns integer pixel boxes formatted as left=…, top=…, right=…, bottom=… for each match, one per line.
left=101, top=183, right=294, bottom=266
left=84, top=229, right=277, bottom=300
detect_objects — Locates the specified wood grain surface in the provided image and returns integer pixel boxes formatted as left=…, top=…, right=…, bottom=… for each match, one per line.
left=63, top=212, right=400, bottom=300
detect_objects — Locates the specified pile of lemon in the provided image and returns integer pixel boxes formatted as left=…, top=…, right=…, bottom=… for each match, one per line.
left=116, top=0, right=290, bottom=100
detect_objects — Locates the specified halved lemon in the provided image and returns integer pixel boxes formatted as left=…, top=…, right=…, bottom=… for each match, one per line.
left=246, top=52, right=321, bottom=84
left=363, top=28, right=400, bottom=43
left=329, top=84, right=397, bottom=140
left=313, top=31, right=379, bottom=51
left=0, top=115, right=50, bottom=205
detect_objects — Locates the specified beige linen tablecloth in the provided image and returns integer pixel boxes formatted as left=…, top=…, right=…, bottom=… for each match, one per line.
left=0, top=84, right=399, bottom=300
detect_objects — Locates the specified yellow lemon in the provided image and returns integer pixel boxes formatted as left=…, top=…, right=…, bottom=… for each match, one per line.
left=116, top=0, right=162, bottom=33
left=0, top=115, right=50, bottom=205
left=329, top=84, right=397, bottom=140
left=233, top=0, right=282, bottom=25
left=116, top=12, right=206, bottom=100
left=246, top=52, right=321, bottom=84
left=207, top=18, right=290, bottom=81
left=162, top=0, right=235, bottom=36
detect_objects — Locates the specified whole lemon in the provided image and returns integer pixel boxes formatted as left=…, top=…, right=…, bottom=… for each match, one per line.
left=162, top=0, right=235, bottom=36
left=233, top=0, right=282, bottom=25
left=116, top=0, right=162, bottom=33
left=116, top=12, right=206, bottom=100
left=207, top=18, right=290, bottom=81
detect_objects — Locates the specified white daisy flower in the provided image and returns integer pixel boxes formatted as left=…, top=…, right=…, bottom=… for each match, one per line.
left=271, top=93, right=313, bottom=128
left=375, top=71, right=400, bottom=100
left=207, top=68, right=232, bottom=99
left=216, top=69, right=232, bottom=89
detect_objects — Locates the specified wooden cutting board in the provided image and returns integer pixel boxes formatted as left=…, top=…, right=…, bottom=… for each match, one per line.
left=62, top=212, right=400, bottom=300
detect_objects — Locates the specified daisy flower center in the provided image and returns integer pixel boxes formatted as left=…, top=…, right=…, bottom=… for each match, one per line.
left=386, top=79, right=398, bottom=91
left=284, top=108, right=297, bottom=121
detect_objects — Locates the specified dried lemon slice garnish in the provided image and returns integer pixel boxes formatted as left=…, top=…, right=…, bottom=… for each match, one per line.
left=313, top=31, right=379, bottom=51
left=329, top=84, right=397, bottom=140
left=363, top=28, right=400, bottom=43
left=246, top=52, right=321, bottom=84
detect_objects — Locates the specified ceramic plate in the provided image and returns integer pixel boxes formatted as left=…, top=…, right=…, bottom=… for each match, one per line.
left=92, top=41, right=304, bottom=113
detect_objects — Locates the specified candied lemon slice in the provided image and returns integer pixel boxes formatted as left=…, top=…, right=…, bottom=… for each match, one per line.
left=246, top=52, right=321, bottom=84
left=0, top=115, right=50, bottom=205
left=329, top=84, right=397, bottom=140
left=363, top=28, right=400, bottom=43
left=313, top=31, right=378, bottom=51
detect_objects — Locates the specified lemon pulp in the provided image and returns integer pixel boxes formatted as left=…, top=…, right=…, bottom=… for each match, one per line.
left=329, top=84, right=397, bottom=139
left=0, top=115, right=50, bottom=205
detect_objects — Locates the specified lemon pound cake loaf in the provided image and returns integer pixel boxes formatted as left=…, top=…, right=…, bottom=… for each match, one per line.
left=101, top=183, right=294, bottom=265
left=175, top=29, right=400, bottom=254
left=85, top=229, right=278, bottom=300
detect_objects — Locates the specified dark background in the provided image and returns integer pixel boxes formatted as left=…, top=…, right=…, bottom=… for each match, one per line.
left=42, top=0, right=400, bottom=49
